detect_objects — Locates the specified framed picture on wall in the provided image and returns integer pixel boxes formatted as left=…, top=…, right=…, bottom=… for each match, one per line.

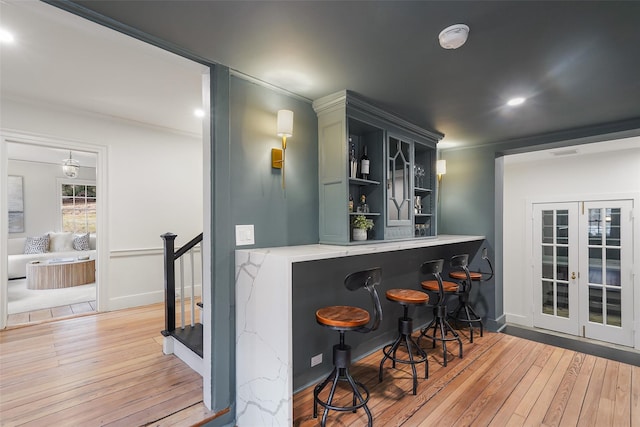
left=8, top=175, right=24, bottom=233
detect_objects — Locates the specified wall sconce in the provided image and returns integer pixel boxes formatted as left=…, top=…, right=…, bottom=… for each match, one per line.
left=62, top=151, right=80, bottom=179
left=272, top=109, right=293, bottom=188
left=436, top=159, right=447, bottom=183
left=436, top=159, right=446, bottom=204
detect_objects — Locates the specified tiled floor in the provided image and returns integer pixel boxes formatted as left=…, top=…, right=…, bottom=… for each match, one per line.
left=6, top=300, right=96, bottom=327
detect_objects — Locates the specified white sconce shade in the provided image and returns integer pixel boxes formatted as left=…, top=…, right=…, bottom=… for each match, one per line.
left=277, top=110, right=294, bottom=137
left=436, top=159, right=447, bottom=176
left=273, top=110, right=294, bottom=189
left=62, top=151, right=80, bottom=179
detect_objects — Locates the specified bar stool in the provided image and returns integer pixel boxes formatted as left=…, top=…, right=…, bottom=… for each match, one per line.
left=448, top=254, right=483, bottom=342
left=379, top=288, right=429, bottom=395
left=448, top=251, right=495, bottom=343
left=418, top=259, right=463, bottom=367
left=313, top=267, right=383, bottom=427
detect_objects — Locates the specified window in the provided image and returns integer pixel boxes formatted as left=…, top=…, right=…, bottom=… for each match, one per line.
left=61, top=183, right=96, bottom=233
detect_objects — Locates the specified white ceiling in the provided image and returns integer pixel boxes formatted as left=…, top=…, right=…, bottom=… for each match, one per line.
left=1, top=0, right=205, bottom=165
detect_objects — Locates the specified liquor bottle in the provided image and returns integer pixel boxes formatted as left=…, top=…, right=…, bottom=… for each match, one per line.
left=348, top=194, right=353, bottom=213
left=360, top=194, right=369, bottom=213
left=360, top=146, right=370, bottom=180
left=349, top=141, right=358, bottom=178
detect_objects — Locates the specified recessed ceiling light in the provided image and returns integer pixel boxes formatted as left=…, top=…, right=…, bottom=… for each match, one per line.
left=194, top=108, right=205, bottom=118
left=0, top=28, right=15, bottom=44
left=507, top=97, right=526, bottom=107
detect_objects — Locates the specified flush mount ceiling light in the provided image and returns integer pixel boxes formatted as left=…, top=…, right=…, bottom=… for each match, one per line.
left=438, top=24, right=469, bottom=49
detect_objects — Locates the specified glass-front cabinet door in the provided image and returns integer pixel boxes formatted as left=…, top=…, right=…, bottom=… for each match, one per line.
left=386, top=135, right=411, bottom=227
left=384, top=134, right=437, bottom=240
left=414, top=142, right=434, bottom=237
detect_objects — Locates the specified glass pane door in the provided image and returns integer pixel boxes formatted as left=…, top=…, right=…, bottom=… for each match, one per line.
left=533, top=199, right=634, bottom=347
left=580, top=201, right=633, bottom=346
left=533, top=203, right=579, bottom=335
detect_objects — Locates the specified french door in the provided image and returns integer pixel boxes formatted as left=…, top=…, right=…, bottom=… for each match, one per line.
left=532, top=200, right=633, bottom=347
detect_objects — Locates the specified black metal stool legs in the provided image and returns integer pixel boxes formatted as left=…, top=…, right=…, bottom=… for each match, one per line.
left=419, top=304, right=463, bottom=367
left=313, top=331, right=373, bottom=427
left=379, top=305, right=428, bottom=395
left=450, top=287, right=483, bottom=343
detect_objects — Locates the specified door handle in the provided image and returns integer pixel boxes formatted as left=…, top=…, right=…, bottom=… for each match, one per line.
left=571, top=272, right=576, bottom=280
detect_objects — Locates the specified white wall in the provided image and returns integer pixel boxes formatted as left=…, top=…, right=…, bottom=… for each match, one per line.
left=7, top=159, right=96, bottom=238
left=502, top=136, right=640, bottom=337
left=2, top=97, right=203, bottom=311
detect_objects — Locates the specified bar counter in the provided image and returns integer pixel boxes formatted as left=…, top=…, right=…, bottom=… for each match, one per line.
left=235, top=235, right=485, bottom=426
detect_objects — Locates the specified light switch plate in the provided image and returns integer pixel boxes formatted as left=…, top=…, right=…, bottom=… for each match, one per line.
left=235, top=224, right=255, bottom=246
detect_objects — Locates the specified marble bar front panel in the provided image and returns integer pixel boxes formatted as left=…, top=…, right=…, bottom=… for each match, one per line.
left=235, top=235, right=484, bottom=426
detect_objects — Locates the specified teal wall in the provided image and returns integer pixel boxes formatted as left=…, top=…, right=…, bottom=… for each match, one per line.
left=438, top=145, right=502, bottom=330
left=208, top=71, right=319, bottom=426
left=229, top=76, right=319, bottom=247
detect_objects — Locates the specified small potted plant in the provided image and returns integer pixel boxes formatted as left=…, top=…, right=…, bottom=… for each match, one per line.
left=352, top=215, right=374, bottom=241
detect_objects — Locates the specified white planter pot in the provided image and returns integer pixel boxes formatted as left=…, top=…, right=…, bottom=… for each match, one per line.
left=352, top=228, right=367, bottom=241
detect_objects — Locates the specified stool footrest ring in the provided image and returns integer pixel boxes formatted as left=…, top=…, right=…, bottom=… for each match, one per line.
left=313, top=366, right=373, bottom=426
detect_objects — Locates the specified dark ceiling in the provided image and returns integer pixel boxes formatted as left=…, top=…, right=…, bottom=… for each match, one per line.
left=68, top=0, right=640, bottom=149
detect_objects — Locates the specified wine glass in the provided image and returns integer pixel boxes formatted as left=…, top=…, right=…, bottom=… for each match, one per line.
left=416, top=165, right=425, bottom=188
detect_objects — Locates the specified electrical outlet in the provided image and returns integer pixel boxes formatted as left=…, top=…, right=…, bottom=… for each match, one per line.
left=311, top=353, right=322, bottom=367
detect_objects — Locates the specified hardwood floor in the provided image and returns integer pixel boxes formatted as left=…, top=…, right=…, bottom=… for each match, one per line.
left=3, top=303, right=638, bottom=427
left=0, top=303, right=222, bottom=427
left=6, top=301, right=96, bottom=327
left=293, top=330, right=640, bottom=426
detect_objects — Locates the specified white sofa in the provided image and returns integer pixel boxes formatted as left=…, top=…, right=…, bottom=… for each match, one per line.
left=8, top=233, right=96, bottom=279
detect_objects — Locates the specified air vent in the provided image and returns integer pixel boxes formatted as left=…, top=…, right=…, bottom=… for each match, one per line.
left=551, top=149, right=578, bottom=157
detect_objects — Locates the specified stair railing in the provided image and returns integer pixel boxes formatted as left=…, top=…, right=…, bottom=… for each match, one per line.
left=160, top=232, right=203, bottom=336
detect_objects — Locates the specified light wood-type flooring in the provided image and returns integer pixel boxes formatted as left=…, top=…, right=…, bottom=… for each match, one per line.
left=0, top=303, right=223, bottom=427
left=293, top=329, right=640, bottom=426
left=2, top=303, right=638, bottom=426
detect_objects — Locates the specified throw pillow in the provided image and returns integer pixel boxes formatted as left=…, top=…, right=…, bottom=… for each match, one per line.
left=49, top=232, right=74, bottom=252
left=24, top=234, right=50, bottom=254
left=73, top=233, right=90, bottom=251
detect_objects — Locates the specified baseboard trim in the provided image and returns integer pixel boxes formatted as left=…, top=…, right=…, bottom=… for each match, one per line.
left=106, top=285, right=202, bottom=311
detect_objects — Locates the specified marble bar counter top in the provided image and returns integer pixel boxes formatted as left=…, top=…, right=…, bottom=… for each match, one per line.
left=235, top=235, right=484, bottom=426
left=238, top=234, right=485, bottom=262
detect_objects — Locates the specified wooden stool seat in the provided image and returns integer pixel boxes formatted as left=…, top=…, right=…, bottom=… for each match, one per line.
left=316, top=306, right=370, bottom=329
left=421, top=280, right=459, bottom=293
left=386, top=288, right=429, bottom=305
left=449, top=271, right=482, bottom=281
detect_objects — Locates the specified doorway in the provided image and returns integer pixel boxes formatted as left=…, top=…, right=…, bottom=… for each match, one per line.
left=3, top=136, right=105, bottom=327
left=531, top=199, right=634, bottom=347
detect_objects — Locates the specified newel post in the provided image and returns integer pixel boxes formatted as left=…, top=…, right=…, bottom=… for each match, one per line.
left=161, top=232, right=177, bottom=336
